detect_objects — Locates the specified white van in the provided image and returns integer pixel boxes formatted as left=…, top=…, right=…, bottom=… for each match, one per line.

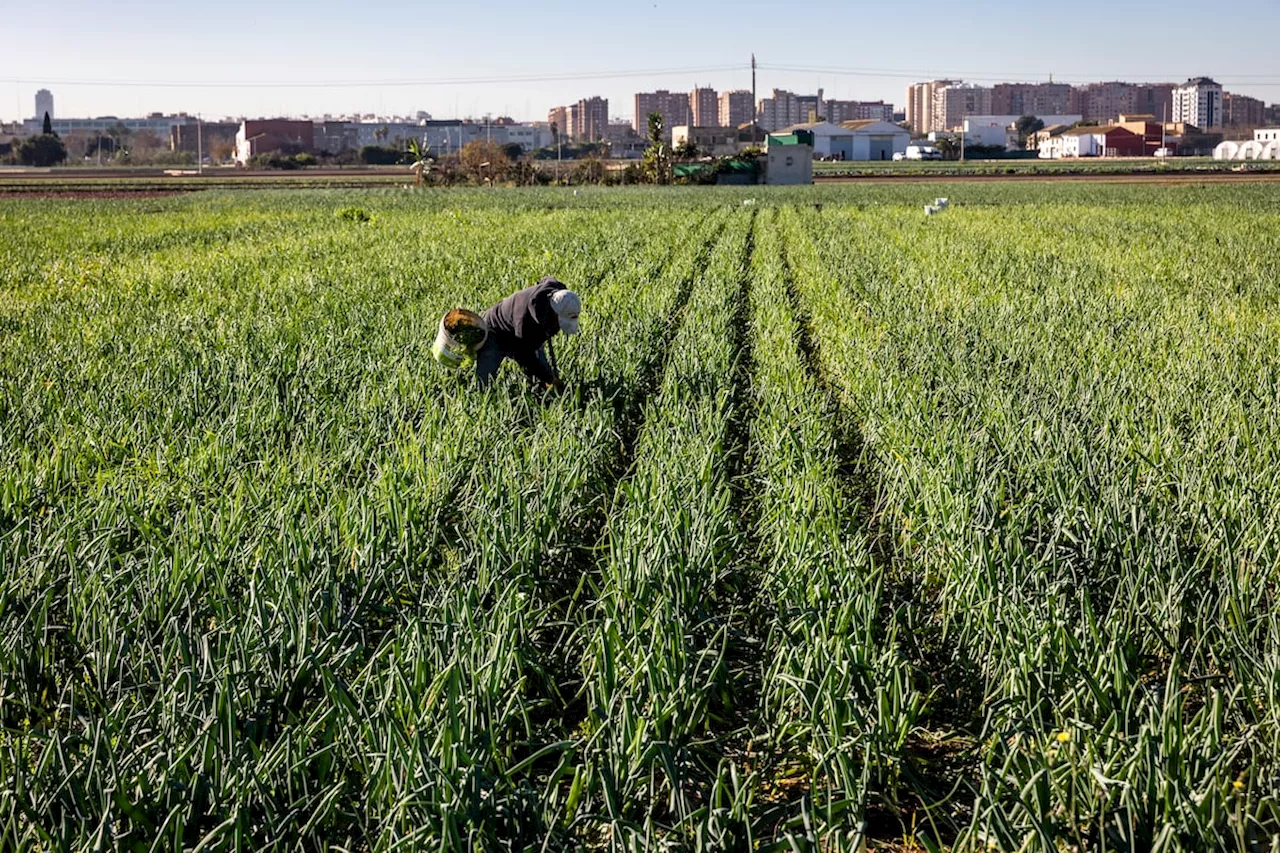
left=905, top=144, right=942, bottom=161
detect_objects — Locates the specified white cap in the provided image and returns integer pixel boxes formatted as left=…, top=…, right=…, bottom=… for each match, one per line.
left=551, top=289, right=581, bottom=335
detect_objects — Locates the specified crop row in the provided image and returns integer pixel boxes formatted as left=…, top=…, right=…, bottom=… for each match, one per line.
left=566, top=210, right=754, bottom=848
left=746, top=209, right=924, bottom=846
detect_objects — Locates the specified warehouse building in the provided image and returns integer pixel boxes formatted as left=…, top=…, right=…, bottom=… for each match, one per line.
left=775, top=120, right=909, bottom=160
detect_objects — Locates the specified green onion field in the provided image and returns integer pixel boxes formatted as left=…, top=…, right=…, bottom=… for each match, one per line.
left=3, top=183, right=1280, bottom=850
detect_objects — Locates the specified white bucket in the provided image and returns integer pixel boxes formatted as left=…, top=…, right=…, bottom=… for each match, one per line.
left=431, top=309, right=488, bottom=370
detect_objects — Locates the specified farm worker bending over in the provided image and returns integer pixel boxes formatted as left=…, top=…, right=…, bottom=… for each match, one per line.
left=476, top=277, right=581, bottom=389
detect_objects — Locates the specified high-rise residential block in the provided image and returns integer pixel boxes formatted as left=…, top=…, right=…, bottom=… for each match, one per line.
left=547, top=106, right=568, bottom=140
left=1173, top=77, right=1223, bottom=129
left=796, top=90, right=824, bottom=124
left=1132, top=84, right=1175, bottom=121
left=690, top=87, right=719, bottom=126
left=757, top=89, right=807, bottom=131
left=35, top=89, right=53, bottom=121
left=990, top=82, right=1074, bottom=117
left=1071, top=81, right=1171, bottom=123
left=572, top=96, right=608, bottom=141
left=906, top=84, right=922, bottom=133
left=824, top=100, right=894, bottom=123
left=905, top=80, right=958, bottom=134
left=719, top=90, right=754, bottom=128
left=1224, top=92, right=1266, bottom=127
left=633, top=90, right=691, bottom=136
left=934, top=83, right=991, bottom=132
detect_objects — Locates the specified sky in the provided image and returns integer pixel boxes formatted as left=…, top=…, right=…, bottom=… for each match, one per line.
left=4, top=0, right=1279, bottom=124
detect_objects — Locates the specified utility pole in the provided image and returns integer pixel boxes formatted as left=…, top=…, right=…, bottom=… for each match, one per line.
left=1161, top=103, right=1167, bottom=158
left=751, top=53, right=757, bottom=131
left=197, top=114, right=203, bottom=175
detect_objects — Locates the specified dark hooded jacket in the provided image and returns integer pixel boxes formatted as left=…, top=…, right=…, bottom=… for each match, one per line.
left=481, top=277, right=566, bottom=383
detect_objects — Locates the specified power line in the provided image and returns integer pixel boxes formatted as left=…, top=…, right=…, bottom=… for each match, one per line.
left=759, top=63, right=1280, bottom=88
left=7, top=63, right=1278, bottom=92
left=1, top=64, right=748, bottom=90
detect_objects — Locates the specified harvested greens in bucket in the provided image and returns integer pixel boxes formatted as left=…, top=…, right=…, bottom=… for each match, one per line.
left=445, top=309, right=487, bottom=349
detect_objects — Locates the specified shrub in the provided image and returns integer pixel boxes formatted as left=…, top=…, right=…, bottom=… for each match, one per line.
left=14, top=134, right=67, bottom=167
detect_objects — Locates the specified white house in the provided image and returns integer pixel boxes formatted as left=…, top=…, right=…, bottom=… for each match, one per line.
left=1061, top=128, right=1102, bottom=158
left=1041, top=126, right=1103, bottom=158
left=963, top=115, right=1083, bottom=150
left=1038, top=134, right=1066, bottom=159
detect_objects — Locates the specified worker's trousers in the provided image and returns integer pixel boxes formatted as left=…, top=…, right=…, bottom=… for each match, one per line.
left=474, top=339, right=552, bottom=388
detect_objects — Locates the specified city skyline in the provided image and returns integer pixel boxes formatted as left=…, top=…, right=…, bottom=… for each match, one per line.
left=5, top=0, right=1279, bottom=124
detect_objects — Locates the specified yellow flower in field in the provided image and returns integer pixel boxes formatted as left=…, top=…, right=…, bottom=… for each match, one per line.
left=1233, top=779, right=1245, bottom=792
left=1055, top=730, right=1071, bottom=743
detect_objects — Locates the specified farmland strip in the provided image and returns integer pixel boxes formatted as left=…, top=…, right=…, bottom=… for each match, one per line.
left=314, top=210, right=730, bottom=848
left=0, top=202, right=697, bottom=850
left=568, top=211, right=755, bottom=847
left=782, top=201, right=1280, bottom=848
left=746, top=208, right=923, bottom=846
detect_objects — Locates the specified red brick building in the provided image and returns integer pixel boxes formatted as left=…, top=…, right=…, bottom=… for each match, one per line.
left=235, top=119, right=314, bottom=163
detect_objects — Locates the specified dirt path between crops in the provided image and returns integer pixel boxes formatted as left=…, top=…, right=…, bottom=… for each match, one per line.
left=0, top=189, right=190, bottom=199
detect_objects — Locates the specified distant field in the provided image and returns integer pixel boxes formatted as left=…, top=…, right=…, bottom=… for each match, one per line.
left=4, top=184, right=1280, bottom=851
left=3, top=156, right=1277, bottom=193
left=813, top=155, right=1280, bottom=177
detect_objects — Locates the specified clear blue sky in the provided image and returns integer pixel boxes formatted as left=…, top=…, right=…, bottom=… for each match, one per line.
left=5, top=0, right=1278, bottom=123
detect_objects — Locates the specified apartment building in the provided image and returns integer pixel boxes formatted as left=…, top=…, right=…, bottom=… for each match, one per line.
left=758, top=89, right=804, bottom=132
left=796, top=90, right=824, bottom=124
left=719, top=90, right=754, bottom=128
left=35, top=89, right=53, bottom=121
left=905, top=80, right=958, bottom=134
left=633, top=90, right=691, bottom=135
left=824, top=100, right=894, bottom=123
left=1073, top=81, right=1174, bottom=123
left=1173, top=77, right=1223, bottom=129
left=547, top=106, right=568, bottom=140
left=572, top=96, right=608, bottom=142
left=690, top=87, right=719, bottom=127
left=990, top=82, right=1074, bottom=117
left=1224, top=92, right=1266, bottom=127
left=935, top=84, right=991, bottom=132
